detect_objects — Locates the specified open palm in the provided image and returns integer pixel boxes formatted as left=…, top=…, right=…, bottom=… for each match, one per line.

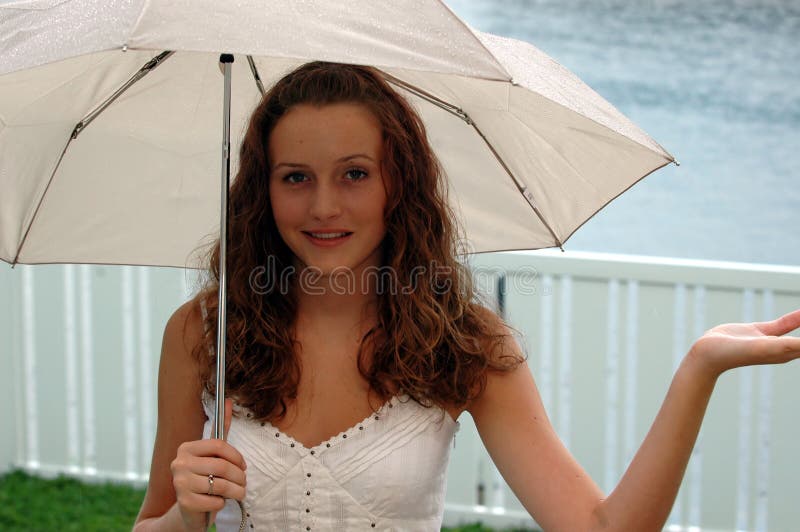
left=690, top=309, right=800, bottom=376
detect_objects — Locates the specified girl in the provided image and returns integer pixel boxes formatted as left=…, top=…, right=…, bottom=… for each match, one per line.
left=133, top=62, right=800, bottom=532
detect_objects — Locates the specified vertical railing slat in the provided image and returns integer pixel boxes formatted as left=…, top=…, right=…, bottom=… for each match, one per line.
left=80, top=265, right=97, bottom=475
left=64, top=265, right=81, bottom=474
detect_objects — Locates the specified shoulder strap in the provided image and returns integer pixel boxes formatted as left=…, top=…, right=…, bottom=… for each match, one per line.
left=199, top=296, right=208, bottom=322
left=199, top=297, right=216, bottom=358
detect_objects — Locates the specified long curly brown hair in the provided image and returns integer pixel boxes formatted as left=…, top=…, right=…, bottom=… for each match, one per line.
left=193, top=61, right=524, bottom=421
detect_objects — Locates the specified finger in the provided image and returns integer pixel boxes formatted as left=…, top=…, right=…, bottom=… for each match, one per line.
left=755, top=309, right=800, bottom=337
left=188, top=455, right=247, bottom=486
left=750, top=336, right=800, bottom=363
left=194, top=472, right=246, bottom=501
left=180, top=491, right=228, bottom=514
left=179, top=438, right=247, bottom=472
left=772, top=336, right=800, bottom=361
left=224, top=397, right=233, bottom=441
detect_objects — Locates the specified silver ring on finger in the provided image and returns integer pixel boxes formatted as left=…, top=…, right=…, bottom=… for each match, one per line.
left=207, top=474, right=215, bottom=496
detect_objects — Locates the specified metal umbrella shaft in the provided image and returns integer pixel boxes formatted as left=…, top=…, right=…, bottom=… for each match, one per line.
left=208, top=53, right=247, bottom=532
left=214, top=53, right=233, bottom=442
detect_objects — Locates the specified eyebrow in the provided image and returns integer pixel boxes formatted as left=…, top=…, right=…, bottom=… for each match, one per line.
left=272, top=153, right=375, bottom=171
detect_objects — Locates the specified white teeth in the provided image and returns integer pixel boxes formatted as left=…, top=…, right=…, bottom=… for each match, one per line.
left=309, top=232, right=348, bottom=239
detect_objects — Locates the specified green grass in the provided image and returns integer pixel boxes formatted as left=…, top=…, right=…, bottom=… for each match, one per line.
left=0, top=469, right=536, bottom=531
left=0, top=469, right=146, bottom=531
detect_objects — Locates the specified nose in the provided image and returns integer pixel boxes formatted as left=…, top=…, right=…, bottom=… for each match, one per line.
left=309, top=179, right=342, bottom=221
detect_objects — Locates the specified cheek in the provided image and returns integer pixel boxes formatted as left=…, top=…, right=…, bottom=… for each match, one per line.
left=354, top=196, right=387, bottom=230
left=368, top=179, right=389, bottom=215
left=269, top=189, right=298, bottom=226
left=367, top=201, right=388, bottom=238
left=270, top=199, right=285, bottom=223
left=376, top=194, right=389, bottom=228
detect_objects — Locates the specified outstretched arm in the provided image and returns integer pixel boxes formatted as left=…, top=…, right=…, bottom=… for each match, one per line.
left=591, top=341, right=718, bottom=530
left=469, top=309, right=800, bottom=532
left=598, top=309, right=800, bottom=530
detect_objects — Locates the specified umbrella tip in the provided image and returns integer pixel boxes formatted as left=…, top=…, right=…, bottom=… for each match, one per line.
left=673, top=159, right=681, bottom=167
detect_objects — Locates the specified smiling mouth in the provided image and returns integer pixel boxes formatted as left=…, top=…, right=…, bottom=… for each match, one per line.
left=301, top=231, right=354, bottom=246
left=302, top=231, right=353, bottom=239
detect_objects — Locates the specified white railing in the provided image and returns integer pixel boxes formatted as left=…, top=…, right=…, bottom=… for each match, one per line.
left=2, top=251, right=799, bottom=531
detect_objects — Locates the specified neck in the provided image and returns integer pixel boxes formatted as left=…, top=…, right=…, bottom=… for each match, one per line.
left=293, top=267, right=381, bottom=327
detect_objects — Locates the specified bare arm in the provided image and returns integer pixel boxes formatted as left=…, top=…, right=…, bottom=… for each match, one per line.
left=596, top=309, right=800, bottom=530
left=470, top=309, right=800, bottom=532
left=590, top=350, right=715, bottom=530
left=133, top=298, right=207, bottom=531
left=133, top=296, right=245, bottom=531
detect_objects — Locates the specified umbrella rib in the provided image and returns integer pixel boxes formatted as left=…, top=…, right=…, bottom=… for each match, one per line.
left=11, top=51, right=175, bottom=266
left=382, top=72, right=471, bottom=124
left=11, top=136, right=72, bottom=267
left=468, top=120, right=564, bottom=250
left=246, top=56, right=266, bottom=96
left=382, top=73, right=564, bottom=251
left=72, top=51, right=174, bottom=140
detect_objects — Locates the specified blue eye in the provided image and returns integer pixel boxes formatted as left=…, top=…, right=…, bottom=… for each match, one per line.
left=283, top=173, right=307, bottom=184
left=345, top=168, right=368, bottom=181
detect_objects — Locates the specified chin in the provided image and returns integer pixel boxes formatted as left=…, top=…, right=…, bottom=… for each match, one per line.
left=295, top=257, right=353, bottom=276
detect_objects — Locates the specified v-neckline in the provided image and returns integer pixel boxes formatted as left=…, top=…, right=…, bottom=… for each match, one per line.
left=260, top=394, right=403, bottom=452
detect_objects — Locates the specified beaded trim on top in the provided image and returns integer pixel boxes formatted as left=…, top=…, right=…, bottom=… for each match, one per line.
left=253, top=394, right=404, bottom=455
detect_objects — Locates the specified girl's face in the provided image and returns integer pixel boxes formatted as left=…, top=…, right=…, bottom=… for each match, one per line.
left=268, top=103, right=388, bottom=278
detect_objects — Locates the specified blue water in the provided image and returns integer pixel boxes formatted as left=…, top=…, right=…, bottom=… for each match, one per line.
left=448, top=0, right=800, bottom=266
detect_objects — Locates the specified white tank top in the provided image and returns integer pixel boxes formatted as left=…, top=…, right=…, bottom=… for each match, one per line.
left=202, top=390, right=459, bottom=532
left=198, top=302, right=461, bottom=531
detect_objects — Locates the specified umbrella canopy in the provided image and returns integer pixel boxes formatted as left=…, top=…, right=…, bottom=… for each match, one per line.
left=0, top=0, right=674, bottom=269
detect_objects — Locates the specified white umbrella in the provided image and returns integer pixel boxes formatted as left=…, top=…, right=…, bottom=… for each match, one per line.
left=0, top=2, right=675, bottom=526
left=0, top=0, right=675, bottom=268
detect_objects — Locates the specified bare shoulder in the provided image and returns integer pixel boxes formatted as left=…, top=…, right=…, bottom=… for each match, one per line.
left=158, top=293, right=208, bottom=426
left=472, top=303, right=515, bottom=339
left=164, top=294, right=207, bottom=358
left=158, top=294, right=209, bottom=414
left=465, top=304, right=527, bottom=413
